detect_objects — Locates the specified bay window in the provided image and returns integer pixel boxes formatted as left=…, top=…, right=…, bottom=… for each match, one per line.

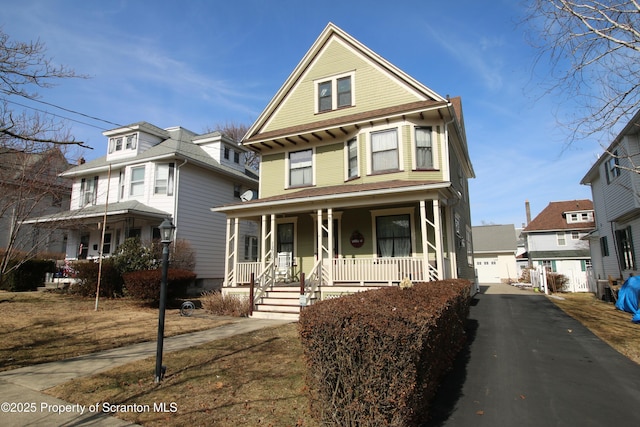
left=289, top=149, right=312, bottom=187
left=371, top=129, right=399, bottom=173
left=130, top=166, right=145, bottom=196
left=415, top=127, right=433, bottom=169
left=154, top=163, right=175, bottom=195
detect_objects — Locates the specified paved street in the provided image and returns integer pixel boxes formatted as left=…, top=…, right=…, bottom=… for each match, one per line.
left=423, top=283, right=640, bottom=426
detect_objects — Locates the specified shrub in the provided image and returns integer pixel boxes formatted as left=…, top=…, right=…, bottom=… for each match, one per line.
left=298, top=279, right=472, bottom=427
left=149, top=239, right=196, bottom=271
left=122, top=268, right=196, bottom=303
left=110, top=237, right=154, bottom=274
left=0, top=259, right=55, bottom=291
left=70, top=259, right=124, bottom=298
left=201, top=290, right=250, bottom=317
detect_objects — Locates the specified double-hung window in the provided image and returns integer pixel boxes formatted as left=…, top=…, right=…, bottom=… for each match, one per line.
left=80, top=176, right=98, bottom=207
left=289, top=149, right=312, bottom=187
left=316, top=74, right=353, bottom=112
left=616, top=227, right=636, bottom=270
left=606, top=150, right=621, bottom=183
left=154, top=163, right=175, bottom=196
left=130, top=166, right=145, bottom=196
left=371, top=129, right=399, bottom=173
left=415, top=127, right=433, bottom=169
left=347, top=138, right=358, bottom=179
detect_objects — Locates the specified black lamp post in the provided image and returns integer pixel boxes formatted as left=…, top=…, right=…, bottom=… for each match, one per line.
left=155, top=217, right=175, bottom=383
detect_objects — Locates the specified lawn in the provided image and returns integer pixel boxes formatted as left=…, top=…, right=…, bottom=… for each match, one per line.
left=0, top=291, right=233, bottom=372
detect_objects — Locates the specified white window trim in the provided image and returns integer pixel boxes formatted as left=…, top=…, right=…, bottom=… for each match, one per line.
left=344, top=136, right=360, bottom=181
left=130, top=165, right=146, bottom=197
left=370, top=207, right=416, bottom=258
left=411, top=125, right=439, bottom=170
left=366, top=124, right=404, bottom=175
left=285, top=148, right=315, bottom=189
left=313, top=71, right=356, bottom=114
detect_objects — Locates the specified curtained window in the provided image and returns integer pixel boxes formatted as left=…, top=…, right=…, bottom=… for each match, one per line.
left=371, top=129, right=399, bottom=172
left=376, top=214, right=411, bottom=257
left=347, top=138, right=358, bottom=178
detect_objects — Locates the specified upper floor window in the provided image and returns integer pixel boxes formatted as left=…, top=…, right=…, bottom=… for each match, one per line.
left=371, top=129, right=399, bottom=173
left=154, top=163, right=175, bottom=196
left=606, top=150, right=621, bottom=183
left=316, top=73, right=353, bottom=113
left=289, top=149, right=312, bottom=187
left=234, top=151, right=240, bottom=163
left=415, top=127, right=433, bottom=169
left=346, top=138, right=358, bottom=179
left=130, top=166, right=145, bottom=196
left=109, top=134, right=137, bottom=154
left=80, top=176, right=98, bottom=207
left=557, top=232, right=566, bottom=246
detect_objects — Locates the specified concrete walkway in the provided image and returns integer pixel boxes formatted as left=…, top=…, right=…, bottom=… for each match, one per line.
left=0, top=317, right=291, bottom=427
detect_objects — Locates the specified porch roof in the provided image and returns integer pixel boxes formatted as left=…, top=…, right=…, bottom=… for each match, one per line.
left=212, top=179, right=453, bottom=217
left=24, top=200, right=169, bottom=226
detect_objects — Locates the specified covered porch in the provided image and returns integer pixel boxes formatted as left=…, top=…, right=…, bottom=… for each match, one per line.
left=213, top=181, right=463, bottom=314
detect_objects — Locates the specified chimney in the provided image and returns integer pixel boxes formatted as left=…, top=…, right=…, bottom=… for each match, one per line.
left=525, top=200, right=531, bottom=225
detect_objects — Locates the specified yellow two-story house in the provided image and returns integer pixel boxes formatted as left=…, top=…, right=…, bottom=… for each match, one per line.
left=213, top=23, right=475, bottom=319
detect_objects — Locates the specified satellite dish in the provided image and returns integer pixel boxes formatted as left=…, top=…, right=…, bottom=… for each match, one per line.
left=240, top=190, right=255, bottom=202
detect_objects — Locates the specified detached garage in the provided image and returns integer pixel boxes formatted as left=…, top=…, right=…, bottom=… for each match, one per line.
left=473, top=224, right=518, bottom=284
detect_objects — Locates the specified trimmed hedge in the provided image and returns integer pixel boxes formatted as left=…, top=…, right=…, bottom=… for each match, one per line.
left=0, top=259, right=55, bottom=291
left=122, top=268, right=196, bottom=303
left=298, top=279, right=472, bottom=427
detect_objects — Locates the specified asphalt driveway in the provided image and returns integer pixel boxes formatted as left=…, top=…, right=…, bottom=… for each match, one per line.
left=423, top=283, right=640, bottom=426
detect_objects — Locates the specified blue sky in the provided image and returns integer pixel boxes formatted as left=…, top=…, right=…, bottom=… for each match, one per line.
left=2, top=0, right=605, bottom=227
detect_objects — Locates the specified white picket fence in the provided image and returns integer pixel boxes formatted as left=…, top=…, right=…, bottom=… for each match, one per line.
left=529, top=265, right=593, bottom=293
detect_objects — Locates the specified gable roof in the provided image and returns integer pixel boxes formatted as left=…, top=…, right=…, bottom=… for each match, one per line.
left=522, top=200, right=595, bottom=232
left=472, top=224, right=517, bottom=254
left=243, top=22, right=450, bottom=146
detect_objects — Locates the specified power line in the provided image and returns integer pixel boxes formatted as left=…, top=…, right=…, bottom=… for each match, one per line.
left=1, top=88, right=124, bottom=129
left=3, top=98, right=109, bottom=131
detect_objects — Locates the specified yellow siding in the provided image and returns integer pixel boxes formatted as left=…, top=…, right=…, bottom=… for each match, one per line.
left=263, top=38, right=424, bottom=133
left=260, top=153, right=285, bottom=198
left=315, top=142, right=345, bottom=187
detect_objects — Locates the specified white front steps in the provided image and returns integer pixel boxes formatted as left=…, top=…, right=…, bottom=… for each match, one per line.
left=251, top=286, right=315, bottom=321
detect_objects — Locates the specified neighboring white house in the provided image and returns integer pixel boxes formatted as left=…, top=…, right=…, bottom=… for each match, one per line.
left=26, top=122, right=259, bottom=290
left=581, top=109, right=640, bottom=294
left=521, top=200, right=594, bottom=292
left=472, top=224, right=517, bottom=284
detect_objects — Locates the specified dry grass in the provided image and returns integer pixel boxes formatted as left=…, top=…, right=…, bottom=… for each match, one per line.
left=0, top=291, right=233, bottom=372
left=47, top=322, right=318, bottom=427
left=549, top=292, right=640, bottom=365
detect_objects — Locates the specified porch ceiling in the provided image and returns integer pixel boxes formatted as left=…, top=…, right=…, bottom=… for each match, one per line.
left=213, top=180, right=456, bottom=217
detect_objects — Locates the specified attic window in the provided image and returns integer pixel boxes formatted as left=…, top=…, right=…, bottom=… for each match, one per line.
left=316, top=73, right=354, bottom=113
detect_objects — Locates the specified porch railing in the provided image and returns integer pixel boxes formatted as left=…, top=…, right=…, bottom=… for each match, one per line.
left=330, top=257, right=426, bottom=284
left=236, top=262, right=261, bottom=285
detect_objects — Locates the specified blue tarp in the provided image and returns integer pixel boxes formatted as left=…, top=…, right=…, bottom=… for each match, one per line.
left=615, top=276, right=640, bottom=324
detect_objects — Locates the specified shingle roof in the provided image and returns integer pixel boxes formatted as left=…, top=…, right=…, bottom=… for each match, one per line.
left=472, top=224, right=517, bottom=253
left=522, top=200, right=595, bottom=232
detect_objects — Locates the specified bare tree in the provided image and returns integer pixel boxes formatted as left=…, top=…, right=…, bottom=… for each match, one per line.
left=209, top=121, right=260, bottom=170
left=0, top=27, right=88, bottom=149
left=524, top=1, right=640, bottom=142
left=0, top=133, right=72, bottom=279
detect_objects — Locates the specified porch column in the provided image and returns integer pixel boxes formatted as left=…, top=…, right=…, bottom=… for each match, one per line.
left=327, top=208, right=333, bottom=285
left=419, top=201, right=430, bottom=281
left=232, top=217, right=240, bottom=287
left=261, top=215, right=268, bottom=272
left=317, top=209, right=324, bottom=283
left=433, top=200, right=444, bottom=280
left=223, top=217, right=232, bottom=287
left=270, top=213, right=276, bottom=262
